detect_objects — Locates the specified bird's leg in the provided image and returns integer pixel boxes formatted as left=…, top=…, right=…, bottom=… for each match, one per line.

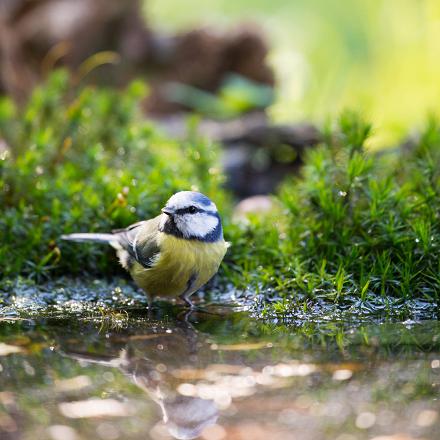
left=179, top=274, right=197, bottom=308
left=147, top=294, right=154, bottom=319
left=178, top=277, right=219, bottom=315
left=179, top=291, right=195, bottom=308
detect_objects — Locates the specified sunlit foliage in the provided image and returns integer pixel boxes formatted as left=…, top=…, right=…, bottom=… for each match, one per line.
left=150, top=0, right=440, bottom=145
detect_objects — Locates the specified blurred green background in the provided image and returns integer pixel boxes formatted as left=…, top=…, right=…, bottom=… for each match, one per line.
left=148, top=0, right=440, bottom=146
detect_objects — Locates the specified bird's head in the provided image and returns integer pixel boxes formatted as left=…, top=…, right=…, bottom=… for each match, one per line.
left=159, top=191, right=223, bottom=242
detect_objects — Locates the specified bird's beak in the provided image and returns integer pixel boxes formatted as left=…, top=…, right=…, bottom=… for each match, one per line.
left=161, top=207, right=174, bottom=216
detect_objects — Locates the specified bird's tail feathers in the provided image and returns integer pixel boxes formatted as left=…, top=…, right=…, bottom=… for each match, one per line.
left=61, top=232, right=116, bottom=244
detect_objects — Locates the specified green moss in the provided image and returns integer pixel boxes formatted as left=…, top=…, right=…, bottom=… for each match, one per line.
left=228, top=112, right=440, bottom=309
left=0, top=70, right=227, bottom=279
left=1, top=72, right=439, bottom=313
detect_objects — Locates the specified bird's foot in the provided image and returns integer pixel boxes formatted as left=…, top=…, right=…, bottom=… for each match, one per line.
left=179, top=292, right=196, bottom=309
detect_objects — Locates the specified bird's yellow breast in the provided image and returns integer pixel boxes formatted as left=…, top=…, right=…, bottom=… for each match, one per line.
left=129, top=233, right=228, bottom=298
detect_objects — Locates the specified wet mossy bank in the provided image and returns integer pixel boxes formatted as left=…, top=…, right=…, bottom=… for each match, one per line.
left=1, top=71, right=440, bottom=317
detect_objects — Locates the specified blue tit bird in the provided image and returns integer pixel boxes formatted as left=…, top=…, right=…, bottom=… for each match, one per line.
left=61, top=191, right=229, bottom=308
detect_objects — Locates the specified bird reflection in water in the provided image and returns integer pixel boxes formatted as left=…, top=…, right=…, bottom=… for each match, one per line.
left=60, top=310, right=219, bottom=440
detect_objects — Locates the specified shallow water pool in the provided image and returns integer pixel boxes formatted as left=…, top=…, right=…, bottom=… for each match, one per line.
left=1, top=297, right=440, bottom=440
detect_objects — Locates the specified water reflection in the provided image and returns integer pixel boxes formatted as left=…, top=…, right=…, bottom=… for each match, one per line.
left=1, top=307, right=440, bottom=440
left=61, top=312, right=219, bottom=439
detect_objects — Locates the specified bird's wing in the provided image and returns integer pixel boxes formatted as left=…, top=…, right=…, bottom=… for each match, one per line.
left=111, top=220, right=146, bottom=234
left=114, top=216, right=162, bottom=269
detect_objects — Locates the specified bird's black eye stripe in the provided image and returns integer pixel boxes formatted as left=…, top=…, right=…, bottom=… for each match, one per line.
left=175, top=206, right=203, bottom=215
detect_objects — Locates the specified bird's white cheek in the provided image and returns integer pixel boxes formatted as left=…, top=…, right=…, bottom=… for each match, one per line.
left=176, top=214, right=218, bottom=238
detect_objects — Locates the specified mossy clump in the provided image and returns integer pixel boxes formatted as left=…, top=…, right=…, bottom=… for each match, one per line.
left=0, top=70, right=227, bottom=279
left=228, top=112, right=440, bottom=308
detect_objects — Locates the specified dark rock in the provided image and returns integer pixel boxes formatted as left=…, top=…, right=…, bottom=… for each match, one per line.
left=221, top=118, right=320, bottom=197
left=153, top=112, right=321, bottom=197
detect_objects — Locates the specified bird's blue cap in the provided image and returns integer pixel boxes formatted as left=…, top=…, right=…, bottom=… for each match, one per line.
left=165, top=191, right=217, bottom=212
